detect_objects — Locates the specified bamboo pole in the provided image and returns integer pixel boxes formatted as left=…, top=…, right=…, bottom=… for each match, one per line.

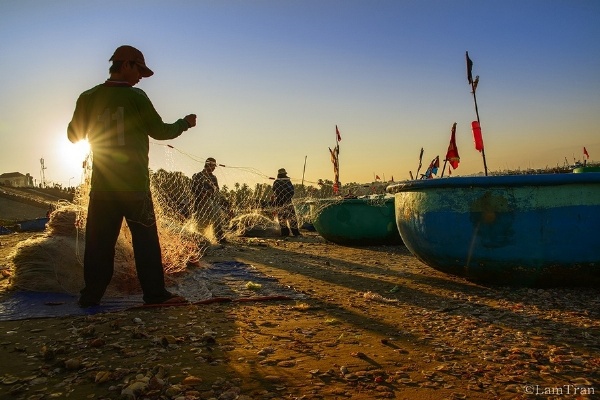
left=301, top=155, right=307, bottom=187
left=467, top=51, right=489, bottom=176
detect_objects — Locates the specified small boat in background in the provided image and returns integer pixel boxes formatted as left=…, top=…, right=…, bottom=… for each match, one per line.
left=387, top=173, right=600, bottom=287
left=17, top=217, right=49, bottom=232
left=308, top=195, right=402, bottom=246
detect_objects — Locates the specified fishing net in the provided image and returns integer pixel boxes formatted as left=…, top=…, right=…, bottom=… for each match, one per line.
left=143, top=143, right=389, bottom=260
left=7, top=142, right=390, bottom=294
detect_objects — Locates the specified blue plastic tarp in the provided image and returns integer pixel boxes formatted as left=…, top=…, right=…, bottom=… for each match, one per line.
left=0, top=261, right=302, bottom=321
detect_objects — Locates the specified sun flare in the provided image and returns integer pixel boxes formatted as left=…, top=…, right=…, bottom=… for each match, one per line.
left=57, top=137, right=91, bottom=186
left=72, top=139, right=91, bottom=161
left=63, top=139, right=91, bottom=168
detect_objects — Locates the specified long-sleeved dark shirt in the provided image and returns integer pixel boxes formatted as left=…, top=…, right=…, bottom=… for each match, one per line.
left=67, top=80, right=189, bottom=192
left=273, top=177, right=294, bottom=206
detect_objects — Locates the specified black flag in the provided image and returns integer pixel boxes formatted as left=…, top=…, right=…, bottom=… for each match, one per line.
left=466, top=51, right=473, bottom=85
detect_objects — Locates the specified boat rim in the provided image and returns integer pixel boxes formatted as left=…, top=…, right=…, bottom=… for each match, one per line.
left=387, top=172, right=600, bottom=193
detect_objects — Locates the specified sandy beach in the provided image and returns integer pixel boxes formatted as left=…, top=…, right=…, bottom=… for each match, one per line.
left=1, top=223, right=599, bottom=399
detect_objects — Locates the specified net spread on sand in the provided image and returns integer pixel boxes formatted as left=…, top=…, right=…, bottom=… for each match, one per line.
left=8, top=143, right=389, bottom=295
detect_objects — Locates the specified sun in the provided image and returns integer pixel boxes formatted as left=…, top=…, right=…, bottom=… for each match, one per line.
left=56, top=137, right=91, bottom=186
left=72, top=139, right=91, bottom=162
left=62, top=138, right=91, bottom=168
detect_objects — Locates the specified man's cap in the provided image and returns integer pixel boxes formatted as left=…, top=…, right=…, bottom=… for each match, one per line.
left=205, top=157, right=217, bottom=167
left=110, top=45, right=154, bottom=77
left=278, top=168, right=287, bottom=175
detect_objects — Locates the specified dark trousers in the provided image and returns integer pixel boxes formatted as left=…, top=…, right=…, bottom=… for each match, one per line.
left=276, top=203, right=299, bottom=230
left=80, top=192, right=171, bottom=304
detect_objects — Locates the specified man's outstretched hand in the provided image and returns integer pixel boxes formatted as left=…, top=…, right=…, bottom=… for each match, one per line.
left=184, top=114, right=197, bottom=128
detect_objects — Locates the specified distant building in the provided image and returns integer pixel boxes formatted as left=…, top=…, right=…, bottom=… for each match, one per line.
left=0, top=172, right=34, bottom=187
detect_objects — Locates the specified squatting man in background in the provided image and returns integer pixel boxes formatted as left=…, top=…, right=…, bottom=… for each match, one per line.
left=68, top=44, right=196, bottom=307
left=272, top=168, right=301, bottom=237
left=191, top=157, right=229, bottom=244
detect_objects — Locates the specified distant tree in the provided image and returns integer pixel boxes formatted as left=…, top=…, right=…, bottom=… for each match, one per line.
left=317, top=179, right=335, bottom=197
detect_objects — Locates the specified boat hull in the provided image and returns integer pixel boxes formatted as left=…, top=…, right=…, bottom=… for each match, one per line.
left=17, top=217, right=49, bottom=232
left=309, top=197, right=402, bottom=246
left=388, top=173, right=600, bottom=286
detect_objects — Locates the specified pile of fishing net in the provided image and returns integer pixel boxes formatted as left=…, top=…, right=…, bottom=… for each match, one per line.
left=7, top=203, right=141, bottom=295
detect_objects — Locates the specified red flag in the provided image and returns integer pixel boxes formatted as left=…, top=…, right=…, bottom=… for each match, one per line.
left=584, top=147, right=590, bottom=159
left=375, top=175, right=380, bottom=180
left=472, top=121, right=484, bottom=152
left=466, top=51, right=474, bottom=85
left=336, top=125, right=341, bottom=142
left=445, top=123, right=460, bottom=169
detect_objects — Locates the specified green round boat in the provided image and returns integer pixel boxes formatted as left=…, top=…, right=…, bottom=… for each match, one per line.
left=308, top=196, right=402, bottom=246
left=573, top=166, right=600, bottom=173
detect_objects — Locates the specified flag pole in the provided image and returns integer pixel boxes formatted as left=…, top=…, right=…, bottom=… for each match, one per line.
left=331, top=125, right=341, bottom=194
left=467, top=51, right=489, bottom=176
left=336, top=129, right=340, bottom=192
left=415, top=147, right=424, bottom=179
left=471, top=85, right=489, bottom=176
left=301, top=155, right=307, bottom=187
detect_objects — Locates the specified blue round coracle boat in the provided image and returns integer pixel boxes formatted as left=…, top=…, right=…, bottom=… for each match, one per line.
left=387, top=173, right=600, bottom=287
